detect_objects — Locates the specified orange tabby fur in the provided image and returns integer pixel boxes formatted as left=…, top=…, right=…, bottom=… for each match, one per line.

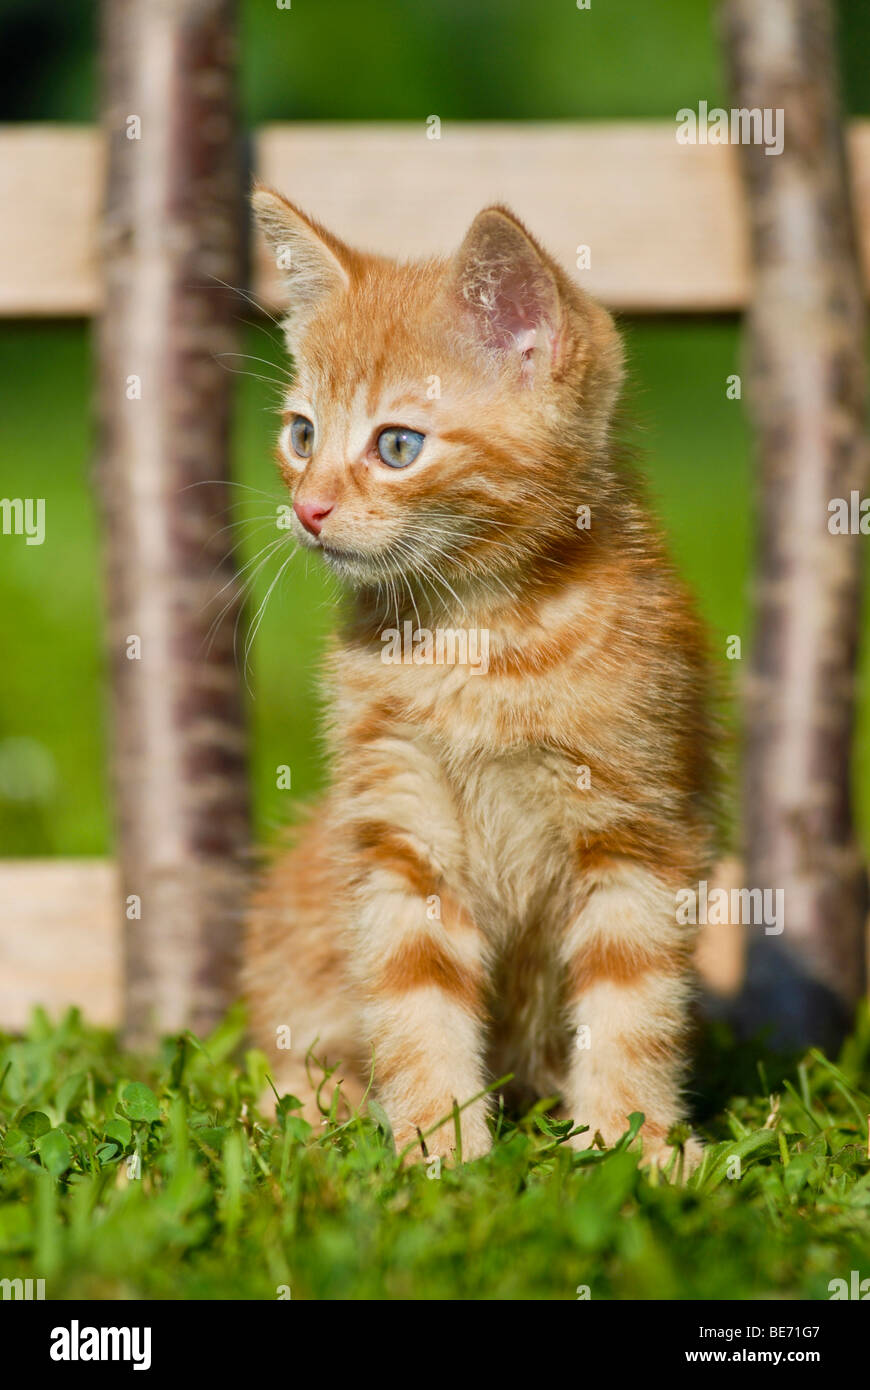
left=244, top=189, right=717, bottom=1169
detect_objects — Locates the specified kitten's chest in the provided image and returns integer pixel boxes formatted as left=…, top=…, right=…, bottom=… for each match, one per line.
left=336, top=633, right=626, bottom=926
left=451, top=747, right=581, bottom=935
left=345, top=634, right=601, bottom=758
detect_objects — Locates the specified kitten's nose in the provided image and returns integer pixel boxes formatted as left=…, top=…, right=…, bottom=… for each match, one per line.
left=294, top=497, right=334, bottom=536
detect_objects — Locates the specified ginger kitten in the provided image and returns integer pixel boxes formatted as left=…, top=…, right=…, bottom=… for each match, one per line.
left=244, top=189, right=716, bottom=1170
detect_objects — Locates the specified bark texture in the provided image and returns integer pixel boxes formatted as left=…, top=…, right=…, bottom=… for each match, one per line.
left=722, top=0, right=868, bottom=1047
left=97, top=0, right=250, bottom=1044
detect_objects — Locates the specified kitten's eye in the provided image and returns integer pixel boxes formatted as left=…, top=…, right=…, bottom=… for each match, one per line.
left=376, top=427, right=425, bottom=469
left=290, top=415, right=314, bottom=458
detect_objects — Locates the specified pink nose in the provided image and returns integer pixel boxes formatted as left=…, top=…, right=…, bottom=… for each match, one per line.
left=293, top=497, right=334, bottom=536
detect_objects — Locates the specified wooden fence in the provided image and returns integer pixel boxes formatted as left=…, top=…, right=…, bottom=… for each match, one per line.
left=3, top=120, right=870, bottom=317
left=2, top=119, right=870, bottom=1029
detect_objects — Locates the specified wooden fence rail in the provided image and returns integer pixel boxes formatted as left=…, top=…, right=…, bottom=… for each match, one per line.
left=2, top=120, right=870, bottom=316
left=0, top=858, right=751, bottom=1031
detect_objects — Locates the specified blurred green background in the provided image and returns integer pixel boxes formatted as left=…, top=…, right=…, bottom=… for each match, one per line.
left=0, top=0, right=868, bottom=856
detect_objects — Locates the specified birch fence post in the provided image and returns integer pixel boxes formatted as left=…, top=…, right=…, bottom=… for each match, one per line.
left=722, top=0, right=869, bottom=1047
left=97, top=0, right=250, bottom=1045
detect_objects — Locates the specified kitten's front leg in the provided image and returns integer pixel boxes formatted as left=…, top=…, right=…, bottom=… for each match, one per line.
left=560, top=858, right=701, bottom=1174
left=350, top=826, right=491, bottom=1164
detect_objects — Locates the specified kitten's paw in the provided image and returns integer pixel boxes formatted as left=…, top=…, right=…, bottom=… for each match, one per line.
left=391, top=1103, right=492, bottom=1166
left=566, top=1118, right=703, bottom=1181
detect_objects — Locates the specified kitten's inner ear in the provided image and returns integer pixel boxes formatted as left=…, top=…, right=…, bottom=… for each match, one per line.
left=449, top=206, right=562, bottom=375
left=252, top=188, right=352, bottom=319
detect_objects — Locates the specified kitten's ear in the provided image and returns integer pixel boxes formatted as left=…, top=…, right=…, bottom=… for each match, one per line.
left=252, top=186, right=352, bottom=319
left=448, top=206, right=563, bottom=378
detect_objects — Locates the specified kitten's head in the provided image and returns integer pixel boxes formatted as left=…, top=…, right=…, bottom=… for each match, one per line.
left=253, top=188, right=624, bottom=600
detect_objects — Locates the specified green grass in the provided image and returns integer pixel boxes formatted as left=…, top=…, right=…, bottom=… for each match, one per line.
left=2, top=1008, right=870, bottom=1300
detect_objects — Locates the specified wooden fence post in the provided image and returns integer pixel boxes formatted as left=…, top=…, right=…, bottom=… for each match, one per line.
left=722, top=0, right=869, bottom=1047
left=97, top=0, right=250, bottom=1044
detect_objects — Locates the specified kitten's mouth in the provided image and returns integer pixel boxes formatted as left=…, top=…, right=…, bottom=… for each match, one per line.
left=320, top=541, right=366, bottom=562
left=319, top=541, right=381, bottom=578
left=319, top=537, right=418, bottom=587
